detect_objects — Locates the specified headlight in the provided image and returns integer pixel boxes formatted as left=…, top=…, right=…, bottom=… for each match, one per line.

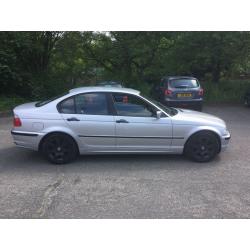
left=222, top=128, right=230, bottom=136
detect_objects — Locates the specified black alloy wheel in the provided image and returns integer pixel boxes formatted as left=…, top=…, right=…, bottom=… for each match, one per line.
left=185, top=131, right=220, bottom=162
left=42, top=133, right=78, bottom=164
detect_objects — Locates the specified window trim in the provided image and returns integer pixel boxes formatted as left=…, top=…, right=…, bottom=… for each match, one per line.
left=110, top=92, right=168, bottom=118
left=57, top=92, right=113, bottom=116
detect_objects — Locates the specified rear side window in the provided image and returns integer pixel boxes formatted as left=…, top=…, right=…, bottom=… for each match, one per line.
left=59, top=97, right=75, bottom=114
left=58, top=93, right=109, bottom=115
left=75, top=93, right=108, bottom=115
left=169, top=79, right=199, bottom=88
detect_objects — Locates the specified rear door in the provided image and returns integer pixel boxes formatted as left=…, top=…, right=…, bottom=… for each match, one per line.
left=58, top=92, right=116, bottom=151
left=111, top=93, right=172, bottom=151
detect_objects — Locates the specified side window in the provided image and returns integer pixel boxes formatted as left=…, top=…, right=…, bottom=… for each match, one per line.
left=112, top=93, right=157, bottom=117
left=75, top=93, right=108, bottom=115
left=59, top=97, right=75, bottom=114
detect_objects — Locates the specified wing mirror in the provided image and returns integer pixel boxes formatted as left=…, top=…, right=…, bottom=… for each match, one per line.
left=156, top=110, right=162, bottom=119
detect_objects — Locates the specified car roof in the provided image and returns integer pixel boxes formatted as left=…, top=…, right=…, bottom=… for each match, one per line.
left=69, top=86, right=140, bottom=95
left=164, top=76, right=197, bottom=80
left=96, top=81, right=123, bottom=85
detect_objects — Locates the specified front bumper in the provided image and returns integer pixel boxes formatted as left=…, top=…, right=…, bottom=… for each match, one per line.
left=221, top=132, right=231, bottom=151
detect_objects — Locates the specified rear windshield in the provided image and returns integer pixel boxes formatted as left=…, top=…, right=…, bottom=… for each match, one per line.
left=35, top=92, right=68, bottom=107
left=169, top=79, right=199, bottom=88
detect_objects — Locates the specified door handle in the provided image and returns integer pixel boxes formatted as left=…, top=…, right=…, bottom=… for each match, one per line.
left=116, top=119, right=129, bottom=123
left=67, top=117, right=80, bottom=121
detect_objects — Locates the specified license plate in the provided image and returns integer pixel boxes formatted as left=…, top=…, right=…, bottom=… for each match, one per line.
left=177, top=93, right=192, bottom=98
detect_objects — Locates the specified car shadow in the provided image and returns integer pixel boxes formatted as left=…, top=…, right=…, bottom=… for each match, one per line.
left=0, top=146, right=220, bottom=173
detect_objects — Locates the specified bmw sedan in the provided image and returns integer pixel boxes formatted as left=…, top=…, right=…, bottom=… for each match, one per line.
left=11, top=87, right=231, bottom=164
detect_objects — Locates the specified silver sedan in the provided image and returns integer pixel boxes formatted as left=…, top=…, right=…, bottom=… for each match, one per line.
left=11, top=87, right=231, bottom=164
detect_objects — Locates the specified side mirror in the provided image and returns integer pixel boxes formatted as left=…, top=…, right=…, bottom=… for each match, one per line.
left=156, top=110, right=162, bottom=119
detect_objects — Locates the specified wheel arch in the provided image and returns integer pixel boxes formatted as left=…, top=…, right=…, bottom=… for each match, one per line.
left=184, top=128, right=221, bottom=154
left=38, top=131, right=80, bottom=154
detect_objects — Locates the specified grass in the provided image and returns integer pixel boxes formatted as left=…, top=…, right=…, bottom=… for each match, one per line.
left=0, top=96, right=28, bottom=112
left=0, top=80, right=249, bottom=111
left=202, top=80, right=250, bottom=104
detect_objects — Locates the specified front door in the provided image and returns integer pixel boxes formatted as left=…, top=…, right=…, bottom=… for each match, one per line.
left=111, top=93, right=172, bottom=152
left=59, top=92, right=116, bottom=151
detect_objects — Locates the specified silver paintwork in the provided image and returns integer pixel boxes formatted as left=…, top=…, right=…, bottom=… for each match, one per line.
left=11, top=87, right=230, bottom=155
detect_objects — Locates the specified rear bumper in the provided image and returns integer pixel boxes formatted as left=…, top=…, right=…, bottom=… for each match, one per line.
left=11, top=130, right=43, bottom=150
left=164, top=98, right=203, bottom=108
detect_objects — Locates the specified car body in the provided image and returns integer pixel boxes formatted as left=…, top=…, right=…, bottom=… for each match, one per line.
left=11, top=86, right=230, bottom=164
left=244, top=89, right=250, bottom=107
left=96, top=81, right=124, bottom=88
left=151, top=76, right=204, bottom=111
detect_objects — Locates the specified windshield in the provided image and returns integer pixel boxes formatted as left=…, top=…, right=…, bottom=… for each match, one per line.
left=141, top=95, right=178, bottom=116
left=169, top=78, right=199, bottom=88
left=35, top=92, right=68, bottom=107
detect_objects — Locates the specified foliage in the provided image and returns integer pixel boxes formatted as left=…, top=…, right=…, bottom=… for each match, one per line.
left=0, top=96, right=28, bottom=111
left=1, top=31, right=250, bottom=109
left=202, top=80, right=250, bottom=103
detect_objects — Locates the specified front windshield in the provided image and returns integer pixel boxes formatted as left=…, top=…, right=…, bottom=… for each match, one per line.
left=141, top=95, right=178, bottom=116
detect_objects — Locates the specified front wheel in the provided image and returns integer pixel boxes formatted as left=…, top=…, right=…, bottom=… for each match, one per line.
left=41, top=133, right=78, bottom=164
left=184, top=131, right=220, bottom=162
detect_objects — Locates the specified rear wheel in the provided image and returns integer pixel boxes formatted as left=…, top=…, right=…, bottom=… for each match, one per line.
left=41, top=133, right=78, bottom=164
left=184, top=131, right=220, bottom=162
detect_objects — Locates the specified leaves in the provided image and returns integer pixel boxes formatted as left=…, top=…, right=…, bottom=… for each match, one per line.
left=0, top=31, right=250, bottom=98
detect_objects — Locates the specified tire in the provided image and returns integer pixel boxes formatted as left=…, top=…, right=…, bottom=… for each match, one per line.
left=41, top=133, right=78, bottom=164
left=184, top=131, right=220, bottom=162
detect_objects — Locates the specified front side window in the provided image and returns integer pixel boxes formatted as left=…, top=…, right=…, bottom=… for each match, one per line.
left=112, top=93, right=157, bottom=117
left=58, top=92, right=109, bottom=115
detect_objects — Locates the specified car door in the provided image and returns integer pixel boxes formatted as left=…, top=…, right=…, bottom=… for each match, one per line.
left=111, top=93, right=173, bottom=151
left=58, top=92, right=116, bottom=151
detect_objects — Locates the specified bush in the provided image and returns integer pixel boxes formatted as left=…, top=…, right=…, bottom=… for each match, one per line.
left=201, top=80, right=250, bottom=103
left=0, top=96, right=28, bottom=111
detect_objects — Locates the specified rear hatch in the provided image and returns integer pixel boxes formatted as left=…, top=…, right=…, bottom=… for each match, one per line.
left=168, top=78, right=201, bottom=99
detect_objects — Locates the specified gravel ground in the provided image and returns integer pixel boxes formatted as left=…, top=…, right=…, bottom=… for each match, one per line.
left=0, top=105, right=250, bottom=218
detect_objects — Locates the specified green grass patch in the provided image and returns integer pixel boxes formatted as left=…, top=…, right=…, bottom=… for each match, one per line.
left=0, top=96, right=29, bottom=112
left=202, top=80, right=250, bottom=104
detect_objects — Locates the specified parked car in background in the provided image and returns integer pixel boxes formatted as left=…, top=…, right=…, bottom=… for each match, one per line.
left=96, top=81, right=124, bottom=88
left=151, top=76, right=204, bottom=111
left=244, top=89, right=250, bottom=107
left=11, top=86, right=230, bottom=164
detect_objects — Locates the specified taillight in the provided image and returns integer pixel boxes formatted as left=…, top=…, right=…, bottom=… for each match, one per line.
left=165, top=89, right=172, bottom=96
left=13, top=115, right=22, bottom=127
left=198, top=88, right=204, bottom=96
